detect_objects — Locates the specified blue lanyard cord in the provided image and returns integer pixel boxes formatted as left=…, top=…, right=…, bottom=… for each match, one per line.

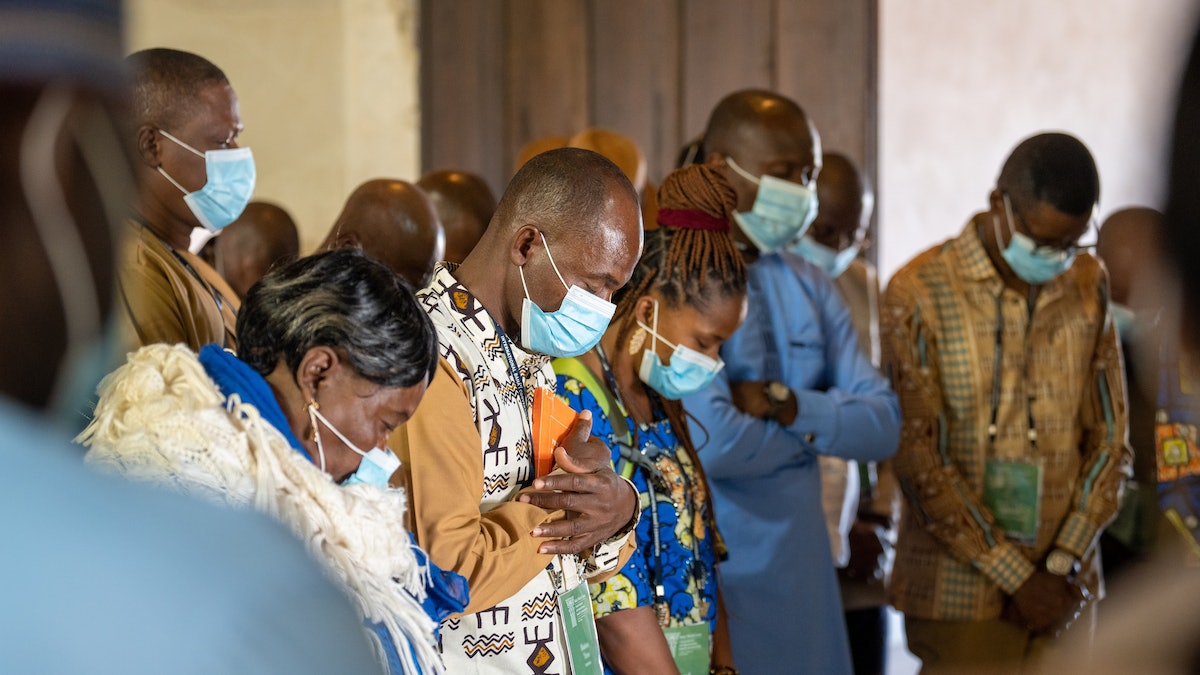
left=495, top=323, right=532, bottom=439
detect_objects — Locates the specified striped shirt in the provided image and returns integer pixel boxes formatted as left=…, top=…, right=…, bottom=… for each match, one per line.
left=882, top=218, right=1131, bottom=621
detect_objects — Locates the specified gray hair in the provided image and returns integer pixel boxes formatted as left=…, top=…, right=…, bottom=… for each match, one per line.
left=236, top=248, right=438, bottom=388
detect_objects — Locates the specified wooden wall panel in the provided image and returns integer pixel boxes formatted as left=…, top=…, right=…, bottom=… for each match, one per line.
left=504, top=0, right=590, bottom=180
left=680, top=0, right=775, bottom=144
left=588, top=0, right=682, bottom=184
left=777, top=0, right=878, bottom=239
left=419, top=0, right=504, bottom=188
left=421, top=0, right=878, bottom=216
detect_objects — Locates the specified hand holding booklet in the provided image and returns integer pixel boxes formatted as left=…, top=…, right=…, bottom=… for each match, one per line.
left=532, top=388, right=577, bottom=478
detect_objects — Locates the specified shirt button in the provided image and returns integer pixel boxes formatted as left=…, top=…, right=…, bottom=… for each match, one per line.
left=804, top=433, right=816, bottom=444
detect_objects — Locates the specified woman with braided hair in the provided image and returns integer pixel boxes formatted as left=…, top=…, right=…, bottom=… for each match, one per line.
left=552, top=163, right=747, bottom=675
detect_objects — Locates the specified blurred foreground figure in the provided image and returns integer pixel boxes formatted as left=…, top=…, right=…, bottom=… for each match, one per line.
left=0, top=1, right=382, bottom=672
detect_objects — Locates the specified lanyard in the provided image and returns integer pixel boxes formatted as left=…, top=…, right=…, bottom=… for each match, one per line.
left=495, top=321, right=532, bottom=439
left=988, top=291, right=1039, bottom=453
left=594, top=344, right=707, bottom=611
left=136, top=219, right=232, bottom=338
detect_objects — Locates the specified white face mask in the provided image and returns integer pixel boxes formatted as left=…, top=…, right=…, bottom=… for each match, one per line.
left=307, top=402, right=399, bottom=486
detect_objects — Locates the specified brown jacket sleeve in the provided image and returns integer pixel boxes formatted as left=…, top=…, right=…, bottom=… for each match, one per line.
left=391, top=358, right=555, bottom=613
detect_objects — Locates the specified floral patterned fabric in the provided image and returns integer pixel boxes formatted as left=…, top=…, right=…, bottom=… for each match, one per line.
left=554, top=364, right=720, bottom=647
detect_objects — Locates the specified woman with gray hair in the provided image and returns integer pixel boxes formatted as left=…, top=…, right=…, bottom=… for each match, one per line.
left=80, top=248, right=467, bottom=675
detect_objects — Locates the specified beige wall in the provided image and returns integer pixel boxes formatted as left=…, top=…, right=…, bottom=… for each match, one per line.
left=878, top=0, right=1198, bottom=282
left=126, top=0, right=420, bottom=251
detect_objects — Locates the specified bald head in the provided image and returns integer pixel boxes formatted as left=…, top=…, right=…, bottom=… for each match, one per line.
left=701, top=89, right=822, bottom=226
left=810, top=152, right=873, bottom=251
left=213, top=201, right=299, bottom=299
left=417, top=170, right=496, bottom=264
left=323, top=179, right=445, bottom=288
left=1097, top=206, right=1163, bottom=307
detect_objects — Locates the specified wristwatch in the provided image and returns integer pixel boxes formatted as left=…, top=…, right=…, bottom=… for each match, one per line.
left=764, top=380, right=790, bottom=420
left=1045, top=548, right=1078, bottom=576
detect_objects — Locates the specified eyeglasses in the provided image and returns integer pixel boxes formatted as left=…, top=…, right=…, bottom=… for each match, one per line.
left=1005, top=195, right=1098, bottom=255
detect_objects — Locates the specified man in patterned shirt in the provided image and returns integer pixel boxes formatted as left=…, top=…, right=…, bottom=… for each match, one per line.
left=391, top=148, right=641, bottom=673
left=883, top=132, right=1131, bottom=673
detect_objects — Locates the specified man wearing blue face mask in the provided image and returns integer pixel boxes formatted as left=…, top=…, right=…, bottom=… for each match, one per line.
left=390, top=148, right=644, bottom=674
left=883, top=132, right=1131, bottom=672
left=119, top=48, right=254, bottom=352
left=682, top=89, right=901, bottom=675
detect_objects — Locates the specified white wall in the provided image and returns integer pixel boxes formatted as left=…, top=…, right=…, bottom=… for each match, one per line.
left=878, top=0, right=1198, bottom=283
left=126, top=0, right=420, bottom=251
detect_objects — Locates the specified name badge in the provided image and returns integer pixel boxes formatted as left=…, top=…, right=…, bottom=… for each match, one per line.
left=982, top=459, right=1042, bottom=546
left=558, top=582, right=603, bottom=675
left=662, top=623, right=712, bottom=675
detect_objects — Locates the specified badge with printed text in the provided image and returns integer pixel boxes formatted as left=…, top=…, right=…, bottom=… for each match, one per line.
left=662, top=623, right=712, bottom=675
left=982, top=459, right=1042, bottom=546
left=558, top=582, right=603, bottom=675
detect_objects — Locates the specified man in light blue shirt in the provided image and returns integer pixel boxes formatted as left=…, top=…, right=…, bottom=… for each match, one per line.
left=684, top=90, right=900, bottom=675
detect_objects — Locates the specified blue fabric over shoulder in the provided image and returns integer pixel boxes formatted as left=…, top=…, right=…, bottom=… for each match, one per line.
left=197, top=343, right=309, bottom=460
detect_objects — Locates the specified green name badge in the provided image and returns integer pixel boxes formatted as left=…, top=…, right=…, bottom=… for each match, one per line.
left=982, top=459, right=1042, bottom=546
left=663, top=623, right=712, bottom=675
left=559, top=582, right=603, bottom=675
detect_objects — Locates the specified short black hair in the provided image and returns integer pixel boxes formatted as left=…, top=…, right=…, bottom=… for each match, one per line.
left=493, top=147, right=636, bottom=240
left=237, top=248, right=439, bottom=390
left=997, top=132, right=1099, bottom=217
left=127, top=48, right=228, bottom=131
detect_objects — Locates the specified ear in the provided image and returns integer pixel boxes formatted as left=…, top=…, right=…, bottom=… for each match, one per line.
left=988, top=188, right=1004, bottom=212
left=704, top=151, right=727, bottom=170
left=136, top=125, right=162, bottom=168
left=509, top=224, right=540, bottom=267
left=295, top=345, right=339, bottom=402
left=631, top=294, right=657, bottom=327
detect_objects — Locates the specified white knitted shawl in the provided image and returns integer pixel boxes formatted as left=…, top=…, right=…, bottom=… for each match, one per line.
left=78, top=344, right=442, bottom=675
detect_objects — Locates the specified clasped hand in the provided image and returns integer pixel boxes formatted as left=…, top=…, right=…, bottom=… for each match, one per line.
left=519, top=410, right=637, bottom=555
left=1007, top=570, right=1090, bottom=637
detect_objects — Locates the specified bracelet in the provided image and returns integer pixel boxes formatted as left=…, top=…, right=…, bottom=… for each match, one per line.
left=710, top=666, right=738, bottom=675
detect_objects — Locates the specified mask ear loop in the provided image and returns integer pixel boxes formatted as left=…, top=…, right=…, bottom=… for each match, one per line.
left=307, top=401, right=328, bottom=472
left=725, top=156, right=761, bottom=185
left=538, top=231, right=570, bottom=290
left=20, top=85, right=103, bottom=411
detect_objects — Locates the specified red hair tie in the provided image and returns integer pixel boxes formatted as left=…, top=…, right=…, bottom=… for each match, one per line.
left=656, top=208, right=730, bottom=232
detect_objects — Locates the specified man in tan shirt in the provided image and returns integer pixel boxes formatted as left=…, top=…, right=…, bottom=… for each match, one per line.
left=883, top=132, right=1131, bottom=672
left=120, top=48, right=252, bottom=351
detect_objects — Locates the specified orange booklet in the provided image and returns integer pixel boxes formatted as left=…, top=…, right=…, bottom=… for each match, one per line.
left=532, top=388, right=577, bottom=478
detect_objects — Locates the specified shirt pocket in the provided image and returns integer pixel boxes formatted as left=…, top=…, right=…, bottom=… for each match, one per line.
left=787, top=331, right=827, bottom=388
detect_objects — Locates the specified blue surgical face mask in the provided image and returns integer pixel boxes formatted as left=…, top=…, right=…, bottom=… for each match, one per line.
left=993, top=194, right=1076, bottom=285
left=636, top=300, right=724, bottom=400
left=727, top=156, right=819, bottom=253
left=307, top=402, right=400, bottom=486
left=519, top=232, right=616, bottom=357
left=790, top=235, right=859, bottom=279
left=157, top=129, right=256, bottom=232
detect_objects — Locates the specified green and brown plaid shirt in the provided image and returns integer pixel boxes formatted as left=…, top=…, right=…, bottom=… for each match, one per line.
left=882, top=218, right=1131, bottom=621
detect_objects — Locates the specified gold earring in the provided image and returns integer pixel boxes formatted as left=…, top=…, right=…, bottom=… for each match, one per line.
left=628, top=327, right=647, bottom=355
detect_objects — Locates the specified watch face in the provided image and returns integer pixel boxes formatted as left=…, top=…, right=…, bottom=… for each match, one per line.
left=767, top=381, right=789, bottom=402
left=1047, top=551, right=1074, bottom=575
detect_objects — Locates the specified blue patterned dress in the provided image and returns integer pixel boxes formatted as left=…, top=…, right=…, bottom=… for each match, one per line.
left=554, top=359, right=721, bottom=674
